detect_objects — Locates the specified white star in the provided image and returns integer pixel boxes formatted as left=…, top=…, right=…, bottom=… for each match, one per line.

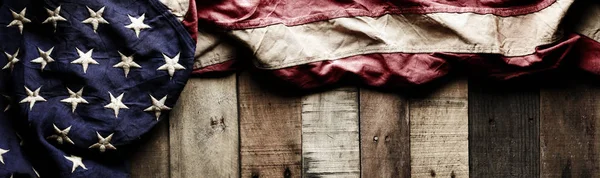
left=0, top=148, right=8, bottom=164
left=2, top=48, right=20, bottom=72
left=31, top=47, right=55, bottom=70
left=71, top=48, right=99, bottom=73
left=82, top=6, right=109, bottom=33
left=144, top=94, right=171, bottom=120
left=89, top=132, right=116, bottom=152
left=104, top=92, right=128, bottom=118
left=19, top=86, right=46, bottom=110
left=157, top=53, right=185, bottom=79
left=64, top=155, right=87, bottom=173
left=124, top=14, right=151, bottom=38
left=2, top=94, right=10, bottom=112
left=60, top=87, right=88, bottom=113
left=47, top=124, right=75, bottom=145
left=7, top=8, right=30, bottom=34
left=113, top=51, right=141, bottom=78
left=42, top=6, right=67, bottom=32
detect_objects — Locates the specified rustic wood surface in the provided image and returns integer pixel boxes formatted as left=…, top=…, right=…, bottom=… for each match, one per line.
left=130, top=73, right=600, bottom=178
left=168, top=75, right=239, bottom=178
left=469, top=80, right=540, bottom=178
left=410, top=79, right=469, bottom=178
left=238, top=72, right=303, bottom=178
left=301, top=87, right=361, bottom=178
left=540, top=77, right=600, bottom=178
left=359, top=88, right=410, bottom=178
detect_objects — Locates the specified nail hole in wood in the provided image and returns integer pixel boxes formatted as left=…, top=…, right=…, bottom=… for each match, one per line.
left=283, top=167, right=291, bottom=178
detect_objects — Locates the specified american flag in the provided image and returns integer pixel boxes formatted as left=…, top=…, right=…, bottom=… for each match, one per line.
left=2, top=0, right=600, bottom=177
left=0, top=0, right=194, bottom=177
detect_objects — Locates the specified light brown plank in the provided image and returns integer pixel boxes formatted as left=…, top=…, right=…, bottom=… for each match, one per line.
left=130, top=120, right=170, bottom=178
left=239, top=72, right=303, bottom=178
left=540, top=78, right=600, bottom=177
left=360, top=89, right=410, bottom=178
left=302, top=87, right=360, bottom=178
left=410, top=79, right=469, bottom=178
left=169, top=75, right=239, bottom=178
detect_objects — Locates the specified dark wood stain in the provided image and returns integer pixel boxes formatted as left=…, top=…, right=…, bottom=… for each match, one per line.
left=283, top=167, right=292, bottom=178
left=540, top=74, right=600, bottom=178
left=430, top=170, right=436, bottom=177
left=468, top=80, right=540, bottom=178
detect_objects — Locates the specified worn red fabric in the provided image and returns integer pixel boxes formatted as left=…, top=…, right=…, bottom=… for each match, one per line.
left=193, top=60, right=239, bottom=74
left=197, top=0, right=556, bottom=29
left=181, top=0, right=198, bottom=41
left=573, top=35, right=600, bottom=76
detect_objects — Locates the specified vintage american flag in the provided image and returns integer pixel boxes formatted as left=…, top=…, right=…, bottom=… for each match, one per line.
left=1, top=0, right=600, bottom=177
left=0, top=0, right=195, bottom=177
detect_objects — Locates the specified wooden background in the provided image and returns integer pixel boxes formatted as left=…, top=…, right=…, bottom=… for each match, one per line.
left=127, top=71, right=600, bottom=178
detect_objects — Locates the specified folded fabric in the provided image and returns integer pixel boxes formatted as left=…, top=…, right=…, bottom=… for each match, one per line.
left=3, top=0, right=600, bottom=177
left=0, top=0, right=195, bottom=177
left=192, top=0, right=600, bottom=89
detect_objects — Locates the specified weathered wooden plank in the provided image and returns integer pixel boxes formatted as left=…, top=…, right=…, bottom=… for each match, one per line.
left=239, top=72, right=303, bottom=178
left=410, top=79, right=469, bottom=178
left=169, top=75, right=239, bottom=178
left=130, top=120, right=170, bottom=178
left=540, top=77, right=600, bottom=178
left=302, top=87, right=360, bottom=178
left=359, top=89, right=410, bottom=178
left=468, top=80, right=540, bottom=178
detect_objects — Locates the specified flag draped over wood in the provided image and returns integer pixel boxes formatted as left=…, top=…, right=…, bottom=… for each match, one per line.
left=1, top=0, right=600, bottom=177
left=0, top=0, right=195, bottom=177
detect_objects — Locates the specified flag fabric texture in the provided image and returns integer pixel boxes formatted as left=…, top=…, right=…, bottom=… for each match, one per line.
left=193, top=0, right=600, bottom=89
left=2, top=0, right=600, bottom=177
left=0, top=0, right=195, bottom=177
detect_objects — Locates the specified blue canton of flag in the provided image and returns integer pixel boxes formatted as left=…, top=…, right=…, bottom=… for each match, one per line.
left=0, top=0, right=195, bottom=177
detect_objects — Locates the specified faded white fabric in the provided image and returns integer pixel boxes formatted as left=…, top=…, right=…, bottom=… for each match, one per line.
left=159, top=0, right=189, bottom=21
left=194, top=30, right=238, bottom=69
left=228, top=0, right=572, bottom=69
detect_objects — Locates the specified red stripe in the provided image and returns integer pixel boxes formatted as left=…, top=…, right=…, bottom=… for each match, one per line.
left=573, top=35, right=600, bottom=76
left=192, top=60, right=239, bottom=75
left=197, top=0, right=556, bottom=29
left=181, top=0, right=198, bottom=42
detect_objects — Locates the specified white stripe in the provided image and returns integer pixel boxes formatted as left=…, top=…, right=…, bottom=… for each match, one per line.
left=159, top=0, right=189, bottom=21
left=194, top=30, right=238, bottom=69
left=215, top=0, right=572, bottom=69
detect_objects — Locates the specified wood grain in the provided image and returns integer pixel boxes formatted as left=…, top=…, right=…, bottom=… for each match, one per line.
left=169, top=76, right=239, bottom=178
left=359, top=88, right=410, bottom=178
left=238, top=72, right=303, bottom=178
left=302, top=87, right=361, bottom=178
left=540, top=78, right=600, bottom=177
left=410, top=79, right=469, bottom=178
left=130, top=120, right=170, bottom=178
left=468, top=81, right=540, bottom=178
